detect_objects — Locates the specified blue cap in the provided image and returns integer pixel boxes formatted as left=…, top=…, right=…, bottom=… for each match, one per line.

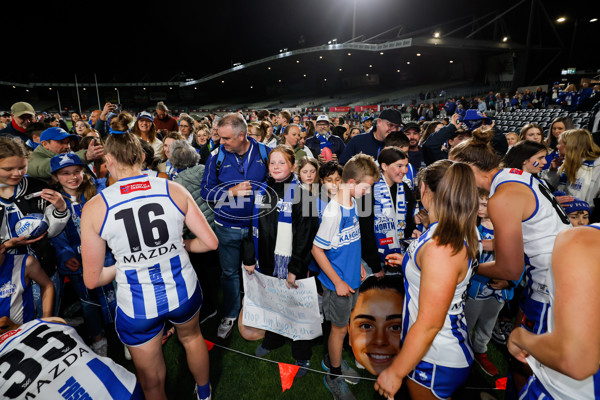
left=40, top=127, right=79, bottom=142
left=50, top=152, right=86, bottom=174
left=553, top=82, right=559, bottom=86
left=362, top=116, right=374, bottom=123
left=459, top=109, right=492, bottom=130
left=562, top=197, right=591, bottom=215
left=137, top=111, right=154, bottom=122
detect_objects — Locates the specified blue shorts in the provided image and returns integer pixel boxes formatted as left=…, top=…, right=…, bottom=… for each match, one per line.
left=519, top=296, right=549, bottom=334
left=519, top=375, right=554, bottom=399
left=407, top=360, right=471, bottom=399
left=116, top=284, right=203, bottom=346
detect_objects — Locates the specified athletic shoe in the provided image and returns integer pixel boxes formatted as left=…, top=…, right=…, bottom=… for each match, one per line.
left=217, top=317, right=236, bottom=339
left=324, top=374, right=356, bottom=400
left=90, top=337, right=108, bottom=357
left=124, top=344, right=132, bottom=360
left=255, top=344, right=271, bottom=357
left=321, top=354, right=360, bottom=385
left=491, top=319, right=513, bottom=345
left=195, top=383, right=211, bottom=400
left=295, top=360, right=310, bottom=378
left=475, top=353, right=499, bottom=376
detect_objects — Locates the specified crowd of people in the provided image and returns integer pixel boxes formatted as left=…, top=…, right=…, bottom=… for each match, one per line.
left=0, top=92, right=599, bottom=400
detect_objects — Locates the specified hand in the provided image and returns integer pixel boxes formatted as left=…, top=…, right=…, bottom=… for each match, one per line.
left=507, top=327, right=530, bottom=363
left=451, top=113, right=461, bottom=128
left=373, top=269, right=385, bottom=279
left=3, top=233, right=47, bottom=249
left=86, top=139, right=105, bottom=161
left=360, top=263, right=367, bottom=281
left=41, top=189, right=67, bottom=212
left=415, top=209, right=429, bottom=227
left=331, top=153, right=338, bottom=163
left=550, top=156, right=564, bottom=171
left=286, top=272, right=298, bottom=289
left=385, top=253, right=404, bottom=267
left=334, top=280, right=355, bottom=297
left=65, top=257, right=81, bottom=272
left=0, top=316, right=19, bottom=334
left=229, top=181, right=253, bottom=196
left=489, top=279, right=509, bottom=290
left=555, top=195, right=575, bottom=205
left=411, top=229, right=421, bottom=238
left=100, top=102, right=114, bottom=120
left=317, top=154, right=326, bottom=164
left=374, top=366, right=404, bottom=399
left=243, top=264, right=255, bottom=275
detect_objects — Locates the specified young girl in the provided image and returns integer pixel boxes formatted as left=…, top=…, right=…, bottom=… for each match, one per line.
left=241, top=145, right=316, bottom=376
left=503, top=140, right=549, bottom=176
left=296, top=156, right=319, bottom=193
left=376, top=160, right=480, bottom=399
left=49, top=152, right=117, bottom=357
left=0, top=137, right=69, bottom=320
left=506, top=132, right=519, bottom=148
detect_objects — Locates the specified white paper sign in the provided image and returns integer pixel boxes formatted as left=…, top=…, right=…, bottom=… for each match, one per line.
left=242, top=270, right=323, bottom=341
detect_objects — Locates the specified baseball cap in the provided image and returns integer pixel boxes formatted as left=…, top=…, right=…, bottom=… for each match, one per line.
left=137, top=111, right=154, bottom=122
left=50, top=152, right=86, bottom=174
left=362, top=116, right=374, bottom=123
left=40, top=127, right=79, bottom=142
left=11, top=102, right=35, bottom=117
left=402, top=122, right=421, bottom=132
left=316, top=115, right=330, bottom=124
left=378, top=109, right=403, bottom=125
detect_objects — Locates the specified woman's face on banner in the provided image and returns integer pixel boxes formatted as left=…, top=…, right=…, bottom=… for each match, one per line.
left=348, top=288, right=403, bottom=375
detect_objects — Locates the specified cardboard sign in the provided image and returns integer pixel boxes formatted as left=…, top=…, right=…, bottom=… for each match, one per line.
left=242, top=270, right=323, bottom=341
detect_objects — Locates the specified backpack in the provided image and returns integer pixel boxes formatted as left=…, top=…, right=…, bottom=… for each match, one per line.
left=214, top=142, right=269, bottom=176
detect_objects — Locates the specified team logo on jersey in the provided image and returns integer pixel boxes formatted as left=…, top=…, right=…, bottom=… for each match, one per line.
left=0, top=328, right=20, bottom=345
left=120, top=181, right=152, bottom=194
left=509, top=168, right=524, bottom=175
left=0, top=282, right=16, bottom=298
left=379, top=237, right=394, bottom=245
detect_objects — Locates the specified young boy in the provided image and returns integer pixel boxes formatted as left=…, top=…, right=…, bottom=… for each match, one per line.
left=563, top=197, right=591, bottom=227
left=312, top=154, right=379, bottom=400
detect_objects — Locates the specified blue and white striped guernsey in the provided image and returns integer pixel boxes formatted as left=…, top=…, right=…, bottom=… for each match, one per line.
left=401, top=222, right=475, bottom=368
left=0, top=319, right=141, bottom=399
left=527, top=222, right=600, bottom=400
left=99, top=175, right=198, bottom=319
left=0, top=254, right=33, bottom=324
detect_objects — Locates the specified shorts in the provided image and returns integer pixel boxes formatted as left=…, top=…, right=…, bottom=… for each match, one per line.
left=407, top=360, right=471, bottom=399
left=322, top=286, right=359, bottom=327
left=519, top=296, right=549, bottom=334
left=116, top=284, right=203, bottom=346
left=519, top=375, right=553, bottom=399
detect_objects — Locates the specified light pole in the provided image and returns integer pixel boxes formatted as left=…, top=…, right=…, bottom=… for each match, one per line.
left=352, top=0, right=357, bottom=41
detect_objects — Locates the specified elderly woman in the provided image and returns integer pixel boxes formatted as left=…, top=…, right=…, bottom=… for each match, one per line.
left=171, top=140, right=219, bottom=325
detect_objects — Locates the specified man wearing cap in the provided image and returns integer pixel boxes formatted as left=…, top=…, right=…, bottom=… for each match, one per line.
left=361, top=116, right=373, bottom=133
left=0, top=112, right=11, bottom=126
left=154, top=101, right=178, bottom=133
left=0, top=102, right=37, bottom=144
left=27, top=127, right=104, bottom=183
left=305, top=115, right=345, bottom=163
left=403, top=122, right=425, bottom=170
left=339, top=108, right=402, bottom=165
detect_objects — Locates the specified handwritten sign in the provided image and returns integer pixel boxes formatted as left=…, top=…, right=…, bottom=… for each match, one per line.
left=242, top=270, right=323, bottom=340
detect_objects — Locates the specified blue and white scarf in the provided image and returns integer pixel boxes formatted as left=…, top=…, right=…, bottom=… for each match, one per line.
left=316, top=132, right=332, bottom=151
left=252, top=176, right=299, bottom=278
left=373, top=174, right=407, bottom=261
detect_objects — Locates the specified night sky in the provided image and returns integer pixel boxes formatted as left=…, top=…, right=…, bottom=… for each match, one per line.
left=5, top=0, right=598, bottom=84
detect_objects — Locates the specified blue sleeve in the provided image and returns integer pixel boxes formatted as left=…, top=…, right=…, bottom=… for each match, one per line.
left=338, top=139, right=355, bottom=165
left=49, top=227, right=79, bottom=269
left=200, top=152, right=230, bottom=202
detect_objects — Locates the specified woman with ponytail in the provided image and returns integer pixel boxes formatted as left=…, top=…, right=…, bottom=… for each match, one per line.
left=449, top=127, right=571, bottom=338
left=81, top=112, right=218, bottom=400
left=375, top=160, right=479, bottom=400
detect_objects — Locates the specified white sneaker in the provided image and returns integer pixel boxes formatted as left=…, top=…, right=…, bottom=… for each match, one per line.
left=90, top=337, right=108, bottom=357
left=124, top=344, right=132, bottom=360
left=217, top=317, right=236, bottom=339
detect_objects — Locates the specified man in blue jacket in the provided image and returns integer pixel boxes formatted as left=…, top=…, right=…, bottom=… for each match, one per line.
left=200, top=112, right=270, bottom=338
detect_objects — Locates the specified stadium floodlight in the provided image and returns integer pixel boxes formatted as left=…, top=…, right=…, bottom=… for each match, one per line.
left=348, top=52, right=352, bottom=56
left=416, top=53, right=421, bottom=56
left=328, top=41, right=332, bottom=44
left=449, top=60, right=454, bottom=63
left=556, top=17, right=566, bottom=23
left=380, top=52, right=384, bottom=55
left=502, top=37, right=508, bottom=42
left=433, top=32, right=440, bottom=38
left=591, top=18, right=598, bottom=23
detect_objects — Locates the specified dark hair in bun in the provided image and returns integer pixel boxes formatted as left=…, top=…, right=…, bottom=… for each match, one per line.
left=449, top=126, right=500, bottom=172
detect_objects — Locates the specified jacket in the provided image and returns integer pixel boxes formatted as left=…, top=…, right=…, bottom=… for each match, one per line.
left=174, top=164, right=216, bottom=236
left=28, top=146, right=89, bottom=183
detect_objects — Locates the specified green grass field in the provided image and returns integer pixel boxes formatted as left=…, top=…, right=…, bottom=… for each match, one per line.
left=98, top=305, right=510, bottom=400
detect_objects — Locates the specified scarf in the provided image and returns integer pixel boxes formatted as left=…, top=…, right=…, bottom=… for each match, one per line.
left=316, top=132, right=332, bottom=151
left=252, top=176, right=299, bottom=278
left=373, top=174, right=407, bottom=261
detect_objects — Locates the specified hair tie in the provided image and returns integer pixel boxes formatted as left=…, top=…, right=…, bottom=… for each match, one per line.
left=109, top=128, right=129, bottom=135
